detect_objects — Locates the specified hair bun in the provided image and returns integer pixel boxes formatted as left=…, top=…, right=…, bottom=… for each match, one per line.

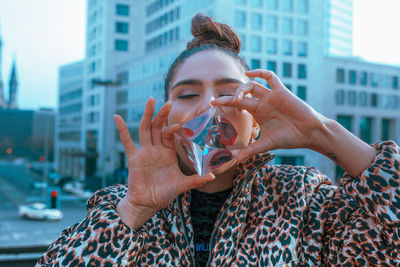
left=187, top=14, right=241, bottom=54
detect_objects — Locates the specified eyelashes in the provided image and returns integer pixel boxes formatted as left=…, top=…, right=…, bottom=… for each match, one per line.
left=177, top=94, right=199, bottom=99
left=177, top=93, right=234, bottom=100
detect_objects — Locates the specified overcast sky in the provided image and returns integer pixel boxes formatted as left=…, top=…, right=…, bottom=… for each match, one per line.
left=0, top=0, right=399, bottom=110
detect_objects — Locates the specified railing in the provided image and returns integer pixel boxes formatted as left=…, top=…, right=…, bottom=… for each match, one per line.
left=0, top=244, right=49, bottom=267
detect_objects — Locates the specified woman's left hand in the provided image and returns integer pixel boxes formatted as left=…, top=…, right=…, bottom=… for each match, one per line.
left=211, top=69, right=327, bottom=160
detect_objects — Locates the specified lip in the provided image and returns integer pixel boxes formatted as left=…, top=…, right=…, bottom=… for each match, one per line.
left=207, top=149, right=233, bottom=169
left=218, top=118, right=237, bottom=147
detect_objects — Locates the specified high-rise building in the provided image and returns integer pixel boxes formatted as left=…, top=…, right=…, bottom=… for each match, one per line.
left=56, top=61, right=85, bottom=179
left=57, top=0, right=400, bottom=182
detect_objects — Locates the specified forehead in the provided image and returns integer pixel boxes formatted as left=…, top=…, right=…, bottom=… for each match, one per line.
left=171, top=50, right=247, bottom=85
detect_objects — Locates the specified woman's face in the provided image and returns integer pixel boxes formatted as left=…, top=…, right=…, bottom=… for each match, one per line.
left=167, top=50, right=255, bottom=174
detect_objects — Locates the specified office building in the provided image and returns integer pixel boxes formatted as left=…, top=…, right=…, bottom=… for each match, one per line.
left=56, top=61, right=85, bottom=178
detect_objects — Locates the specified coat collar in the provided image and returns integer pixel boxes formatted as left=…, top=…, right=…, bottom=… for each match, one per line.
left=232, top=152, right=275, bottom=188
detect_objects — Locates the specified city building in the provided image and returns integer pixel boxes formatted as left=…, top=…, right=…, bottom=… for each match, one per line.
left=56, top=0, right=400, bottom=183
left=0, top=108, right=55, bottom=161
left=56, top=61, right=85, bottom=179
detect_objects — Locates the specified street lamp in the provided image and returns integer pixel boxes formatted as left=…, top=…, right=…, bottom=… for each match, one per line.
left=91, top=79, right=121, bottom=189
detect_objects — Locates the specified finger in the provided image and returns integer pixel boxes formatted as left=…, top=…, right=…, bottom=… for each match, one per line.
left=162, top=124, right=180, bottom=149
left=114, top=115, right=137, bottom=157
left=151, top=101, right=172, bottom=146
left=177, top=173, right=215, bottom=193
left=246, top=69, right=285, bottom=91
left=211, top=96, right=259, bottom=113
left=139, top=97, right=156, bottom=147
left=237, top=139, right=275, bottom=162
left=233, top=81, right=270, bottom=104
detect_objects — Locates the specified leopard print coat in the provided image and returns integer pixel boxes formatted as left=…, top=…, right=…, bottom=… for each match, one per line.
left=37, top=141, right=400, bottom=266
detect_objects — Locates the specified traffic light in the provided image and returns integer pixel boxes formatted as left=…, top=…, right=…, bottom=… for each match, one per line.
left=50, top=190, right=58, bottom=209
left=47, top=187, right=60, bottom=209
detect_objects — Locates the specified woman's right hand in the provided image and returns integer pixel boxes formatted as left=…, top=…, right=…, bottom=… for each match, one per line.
left=114, top=97, right=215, bottom=229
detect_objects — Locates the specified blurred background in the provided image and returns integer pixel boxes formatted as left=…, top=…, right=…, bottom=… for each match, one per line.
left=0, top=0, right=399, bottom=265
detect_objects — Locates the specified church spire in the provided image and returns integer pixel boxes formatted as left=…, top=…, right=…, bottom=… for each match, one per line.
left=8, top=55, right=18, bottom=109
left=0, top=21, right=7, bottom=109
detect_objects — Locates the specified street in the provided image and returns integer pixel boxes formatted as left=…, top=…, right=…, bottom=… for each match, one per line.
left=0, top=161, right=88, bottom=248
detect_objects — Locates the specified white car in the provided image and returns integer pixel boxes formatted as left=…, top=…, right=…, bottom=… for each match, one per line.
left=19, top=203, right=63, bottom=221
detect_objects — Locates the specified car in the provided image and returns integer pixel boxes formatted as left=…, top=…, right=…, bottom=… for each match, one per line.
left=19, top=203, right=63, bottom=221
left=62, top=181, right=92, bottom=199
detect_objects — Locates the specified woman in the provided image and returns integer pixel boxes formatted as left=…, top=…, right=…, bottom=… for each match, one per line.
left=38, top=14, right=400, bottom=266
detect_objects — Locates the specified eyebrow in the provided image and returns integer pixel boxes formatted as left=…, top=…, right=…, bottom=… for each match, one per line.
left=170, top=78, right=244, bottom=91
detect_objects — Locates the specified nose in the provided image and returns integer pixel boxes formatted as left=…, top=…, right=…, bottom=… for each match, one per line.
left=197, top=92, right=215, bottom=115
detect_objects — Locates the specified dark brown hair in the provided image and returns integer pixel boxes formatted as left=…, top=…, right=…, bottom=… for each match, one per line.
left=164, top=14, right=249, bottom=101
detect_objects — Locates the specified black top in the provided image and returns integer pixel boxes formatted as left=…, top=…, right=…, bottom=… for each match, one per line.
left=190, top=188, right=232, bottom=266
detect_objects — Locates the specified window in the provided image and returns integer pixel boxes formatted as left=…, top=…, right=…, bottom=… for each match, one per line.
left=275, top=155, right=304, bottom=165
left=297, top=86, right=306, bottom=101
left=382, top=75, right=390, bottom=88
left=116, top=22, right=129, bottom=33
left=298, top=42, right=307, bottom=57
left=240, top=34, right=246, bottom=51
left=371, top=73, right=379, bottom=87
left=359, top=92, right=367, bottom=106
left=298, top=0, right=308, bottom=13
left=282, top=18, right=293, bottom=34
left=297, top=20, right=308, bottom=36
left=266, top=38, right=277, bottom=54
left=267, top=61, right=277, bottom=73
left=381, top=95, right=389, bottom=108
left=234, top=11, right=246, bottom=27
left=282, top=0, right=293, bottom=12
left=335, top=89, right=344, bottom=105
left=297, top=64, right=307, bottom=79
left=116, top=4, right=130, bottom=16
left=250, top=36, right=261, bottom=52
left=251, top=59, right=261, bottom=69
left=117, top=91, right=128, bottom=105
left=348, top=70, right=356, bottom=85
left=88, top=111, right=100, bottom=123
left=115, top=39, right=128, bottom=51
left=282, top=40, right=292, bottom=55
left=251, top=0, right=262, bottom=7
left=282, top=62, right=292, bottom=77
left=266, top=16, right=278, bottom=32
left=348, top=91, right=356, bottom=106
left=251, top=13, right=262, bottom=30
left=337, top=115, right=353, bottom=131
left=381, top=118, right=394, bottom=141
left=91, top=61, right=96, bottom=72
left=371, top=93, right=378, bottom=107
left=359, top=117, right=373, bottom=144
left=360, top=72, right=368, bottom=86
left=336, top=68, right=345, bottom=83
left=87, top=94, right=100, bottom=107
left=392, top=76, right=398, bottom=89
left=267, top=0, right=278, bottom=10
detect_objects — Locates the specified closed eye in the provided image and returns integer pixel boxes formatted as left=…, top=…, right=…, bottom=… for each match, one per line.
left=177, top=94, right=199, bottom=99
left=219, top=94, right=234, bottom=97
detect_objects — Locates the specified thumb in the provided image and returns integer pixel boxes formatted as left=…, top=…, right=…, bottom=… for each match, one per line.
left=177, top=173, right=215, bottom=193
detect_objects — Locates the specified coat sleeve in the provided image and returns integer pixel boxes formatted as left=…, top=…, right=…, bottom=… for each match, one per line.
left=304, top=141, right=400, bottom=266
left=36, top=185, right=149, bottom=266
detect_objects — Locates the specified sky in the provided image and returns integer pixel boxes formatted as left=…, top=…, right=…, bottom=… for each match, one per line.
left=0, top=0, right=399, bottom=110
